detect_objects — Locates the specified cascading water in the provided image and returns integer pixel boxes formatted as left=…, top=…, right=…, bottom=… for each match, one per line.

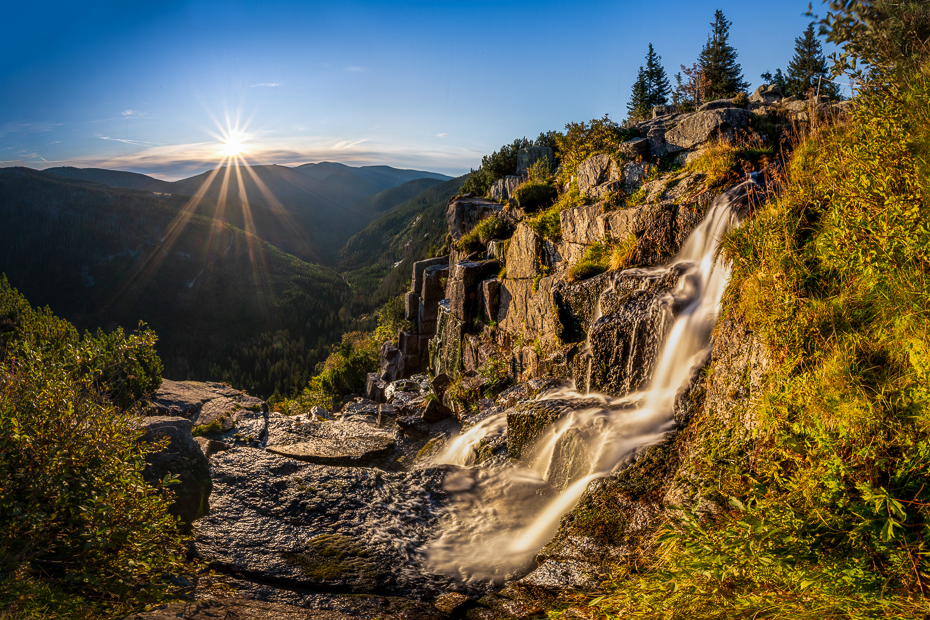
left=425, top=175, right=764, bottom=583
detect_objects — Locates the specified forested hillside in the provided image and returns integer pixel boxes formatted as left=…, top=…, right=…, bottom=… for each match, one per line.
left=0, top=168, right=350, bottom=398
left=338, top=175, right=466, bottom=318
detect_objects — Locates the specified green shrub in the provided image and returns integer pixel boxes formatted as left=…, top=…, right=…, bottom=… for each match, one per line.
left=589, top=63, right=930, bottom=619
left=526, top=156, right=553, bottom=183
left=456, top=215, right=508, bottom=253
left=290, top=331, right=379, bottom=411
left=0, top=276, right=186, bottom=616
left=373, top=295, right=411, bottom=345
left=566, top=242, right=612, bottom=282
left=513, top=181, right=558, bottom=212
left=555, top=116, right=633, bottom=186
left=731, top=92, right=749, bottom=107
left=526, top=204, right=562, bottom=241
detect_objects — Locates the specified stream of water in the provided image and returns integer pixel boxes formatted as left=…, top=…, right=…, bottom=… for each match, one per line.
left=423, top=176, right=762, bottom=583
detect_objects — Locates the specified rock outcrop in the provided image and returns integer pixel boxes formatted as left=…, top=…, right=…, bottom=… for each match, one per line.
left=141, top=416, right=212, bottom=527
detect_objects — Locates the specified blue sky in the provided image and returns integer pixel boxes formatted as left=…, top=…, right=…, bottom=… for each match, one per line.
left=0, top=0, right=837, bottom=180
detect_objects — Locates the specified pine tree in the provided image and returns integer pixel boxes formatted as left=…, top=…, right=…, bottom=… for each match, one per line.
left=697, top=10, right=748, bottom=99
left=786, top=23, right=841, bottom=99
left=627, top=66, right=650, bottom=121
left=644, top=43, right=672, bottom=108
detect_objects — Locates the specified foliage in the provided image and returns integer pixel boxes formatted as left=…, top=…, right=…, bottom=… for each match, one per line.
left=786, top=23, right=842, bottom=99
left=565, top=237, right=637, bottom=283
left=456, top=214, right=509, bottom=253
left=627, top=66, right=651, bottom=122
left=554, top=116, right=632, bottom=186
left=589, top=62, right=930, bottom=618
left=525, top=186, right=576, bottom=242
left=373, top=295, right=411, bottom=345
left=460, top=138, right=533, bottom=197
left=289, top=331, right=380, bottom=411
left=697, top=10, right=749, bottom=99
left=674, top=63, right=709, bottom=107
left=513, top=181, right=558, bottom=212
left=0, top=277, right=188, bottom=617
left=525, top=157, right=553, bottom=184
left=686, top=128, right=775, bottom=190
left=812, top=0, right=930, bottom=73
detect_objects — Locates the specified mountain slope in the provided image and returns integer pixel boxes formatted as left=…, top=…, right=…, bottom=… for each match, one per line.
left=45, top=166, right=174, bottom=192
left=339, top=175, right=467, bottom=315
left=0, top=167, right=350, bottom=397
left=47, top=163, right=452, bottom=264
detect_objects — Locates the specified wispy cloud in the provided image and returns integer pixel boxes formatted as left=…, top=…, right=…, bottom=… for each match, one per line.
left=121, top=109, right=146, bottom=117
left=0, top=121, right=60, bottom=137
left=437, top=133, right=449, bottom=138
left=249, top=82, right=282, bottom=88
left=333, top=138, right=369, bottom=149
left=345, top=66, right=367, bottom=73
left=99, top=136, right=156, bottom=146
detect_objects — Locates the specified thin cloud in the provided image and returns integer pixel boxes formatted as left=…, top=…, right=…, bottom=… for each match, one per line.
left=345, top=66, right=367, bottom=73
left=100, top=136, right=156, bottom=146
left=250, top=82, right=282, bottom=87
left=121, top=109, right=146, bottom=117
left=333, top=138, right=369, bottom=149
left=0, top=121, right=59, bottom=137
left=437, top=133, right=449, bottom=138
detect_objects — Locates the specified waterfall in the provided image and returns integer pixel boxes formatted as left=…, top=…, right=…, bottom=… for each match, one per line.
left=425, top=175, right=763, bottom=583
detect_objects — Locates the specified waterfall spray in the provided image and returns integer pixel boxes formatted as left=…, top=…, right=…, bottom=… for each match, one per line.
left=425, top=175, right=764, bottom=583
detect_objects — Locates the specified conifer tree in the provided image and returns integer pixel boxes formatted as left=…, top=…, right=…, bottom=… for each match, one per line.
left=627, top=66, right=650, bottom=121
left=786, top=23, right=841, bottom=99
left=627, top=44, right=672, bottom=120
left=697, top=10, right=748, bottom=99
left=644, top=43, right=672, bottom=108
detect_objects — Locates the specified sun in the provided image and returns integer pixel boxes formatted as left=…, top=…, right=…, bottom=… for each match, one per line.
left=222, top=134, right=245, bottom=157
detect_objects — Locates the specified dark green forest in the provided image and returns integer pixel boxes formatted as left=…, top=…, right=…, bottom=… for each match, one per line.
left=0, top=168, right=350, bottom=398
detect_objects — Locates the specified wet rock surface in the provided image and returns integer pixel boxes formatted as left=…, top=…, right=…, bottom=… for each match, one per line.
left=148, top=379, right=268, bottom=449
left=120, top=595, right=443, bottom=620
left=194, top=448, right=462, bottom=597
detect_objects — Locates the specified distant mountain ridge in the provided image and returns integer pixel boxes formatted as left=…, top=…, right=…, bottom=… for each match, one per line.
left=45, top=163, right=451, bottom=264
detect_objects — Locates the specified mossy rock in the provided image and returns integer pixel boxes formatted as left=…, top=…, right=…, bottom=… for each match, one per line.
left=280, top=533, right=383, bottom=589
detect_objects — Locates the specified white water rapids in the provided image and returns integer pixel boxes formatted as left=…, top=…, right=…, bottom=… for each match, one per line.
left=423, top=176, right=763, bottom=583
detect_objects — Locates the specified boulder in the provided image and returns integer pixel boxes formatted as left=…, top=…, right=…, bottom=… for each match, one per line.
left=429, top=301, right=465, bottom=378
left=265, top=413, right=395, bottom=467
left=576, top=154, right=620, bottom=198
left=697, top=98, right=735, bottom=111
left=664, top=108, right=753, bottom=151
left=366, top=373, right=388, bottom=403
left=516, top=146, right=554, bottom=176
left=405, top=292, right=420, bottom=323
left=489, top=175, right=522, bottom=202
left=619, top=137, right=649, bottom=159
left=622, top=162, right=651, bottom=194
left=380, top=342, right=404, bottom=383
left=412, top=257, right=449, bottom=297
left=448, top=260, right=500, bottom=325
left=652, top=104, right=678, bottom=118
left=504, top=223, right=544, bottom=280
left=480, top=278, right=501, bottom=321
left=141, top=416, right=211, bottom=528
left=750, top=83, right=783, bottom=104
left=559, top=204, right=603, bottom=246
left=447, top=198, right=503, bottom=242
